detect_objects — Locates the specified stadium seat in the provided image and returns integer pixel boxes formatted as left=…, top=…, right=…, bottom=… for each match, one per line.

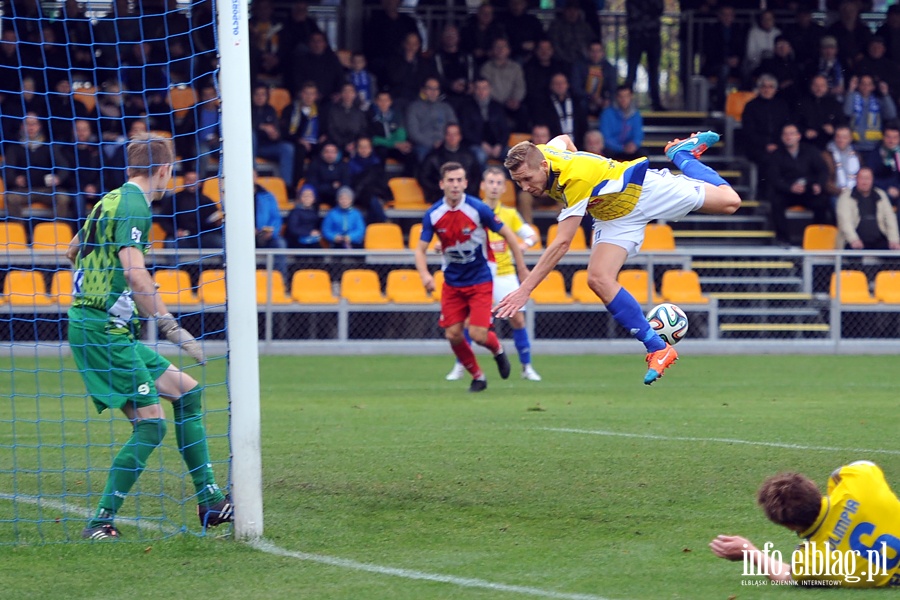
left=364, top=223, right=405, bottom=250
left=388, top=177, right=430, bottom=210
left=661, top=269, right=709, bottom=304
left=874, top=271, right=900, bottom=304
left=32, top=222, right=73, bottom=253
left=0, top=222, right=28, bottom=252
left=642, top=223, right=676, bottom=252
left=291, top=270, right=339, bottom=304
left=149, top=222, right=168, bottom=249
left=73, top=85, right=97, bottom=113
left=618, top=269, right=663, bottom=305
left=571, top=270, right=602, bottom=303
left=431, top=270, right=445, bottom=301
left=386, top=269, right=433, bottom=303
left=202, top=177, right=222, bottom=205
left=508, top=132, right=531, bottom=147
left=198, top=269, right=227, bottom=305
left=3, top=271, right=52, bottom=306
left=830, top=271, right=876, bottom=304
left=268, top=87, right=292, bottom=117
left=257, top=176, right=292, bottom=211
left=49, top=270, right=73, bottom=305
left=407, top=223, right=439, bottom=251
left=256, top=270, right=293, bottom=305
left=546, top=223, right=587, bottom=250
left=169, top=85, right=197, bottom=119
left=0, top=177, right=5, bottom=210
left=153, top=269, right=199, bottom=308
left=802, top=224, right=838, bottom=250
left=531, top=270, right=573, bottom=304
left=481, top=179, right=517, bottom=208
left=725, top=90, right=756, bottom=122
left=340, top=269, right=388, bottom=304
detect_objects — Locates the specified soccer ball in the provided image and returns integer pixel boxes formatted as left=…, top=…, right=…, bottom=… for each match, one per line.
left=646, top=303, right=689, bottom=345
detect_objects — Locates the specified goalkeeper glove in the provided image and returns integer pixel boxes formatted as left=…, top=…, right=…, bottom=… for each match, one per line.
left=156, top=312, right=206, bottom=364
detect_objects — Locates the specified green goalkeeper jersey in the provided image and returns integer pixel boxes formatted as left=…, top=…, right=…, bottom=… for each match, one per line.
left=69, top=182, right=152, bottom=332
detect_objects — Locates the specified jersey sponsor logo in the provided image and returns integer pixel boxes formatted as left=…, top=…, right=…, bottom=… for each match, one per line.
left=138, top=383, right=150, bottom=395
left=131, top=227, right=142, bottom=243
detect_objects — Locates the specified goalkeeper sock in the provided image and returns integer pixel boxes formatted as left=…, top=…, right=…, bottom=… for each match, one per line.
left=90, top=419, right=167, bottom=526
left=673, top=151, right=729, bottom=187
left=512, top=327, right=531, bottom=366
left=173, top=386, right=224, bottom=505
left=450, top=339, right=482, bottom=378
left=606, top=287, right=666, bottom=353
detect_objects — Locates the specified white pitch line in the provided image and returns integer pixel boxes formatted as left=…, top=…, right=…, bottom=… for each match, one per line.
left=2, top=493, right=615, bottom=600
left=540, top=427, right=900, bottom=456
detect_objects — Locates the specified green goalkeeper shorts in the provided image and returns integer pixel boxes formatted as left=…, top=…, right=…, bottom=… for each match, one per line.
left=68, top=315, right=172, bottom=414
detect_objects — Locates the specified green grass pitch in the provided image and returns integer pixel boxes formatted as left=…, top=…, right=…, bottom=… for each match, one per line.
left=1, top=353, right=896, bottom=599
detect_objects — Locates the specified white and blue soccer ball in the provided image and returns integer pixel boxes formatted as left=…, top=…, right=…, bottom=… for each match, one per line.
left=646, top=303, right=689, bottom=345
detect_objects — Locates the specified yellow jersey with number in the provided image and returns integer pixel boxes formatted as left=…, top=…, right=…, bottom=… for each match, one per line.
left=487, top=204, right=532, bottom=277
left=792, top=461, right=900, bottom=587
left=536, top=145, right=649, bottom=222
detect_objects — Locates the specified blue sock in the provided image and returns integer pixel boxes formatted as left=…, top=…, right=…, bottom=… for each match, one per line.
left=606, top=287, right=666, bottom=352
left=512, top=327, right=531, bottom=366
left=674, top=150, right=729, bottom=187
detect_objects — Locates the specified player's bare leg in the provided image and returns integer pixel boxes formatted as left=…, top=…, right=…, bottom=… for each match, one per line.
left=587, top=242, right=677, bottom=384
left=666, top=131, right=741, bottom=216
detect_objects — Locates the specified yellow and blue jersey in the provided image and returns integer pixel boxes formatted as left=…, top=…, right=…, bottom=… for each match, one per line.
left=793, top=461, right=900, bottom=587
left=487, top=204, right=533, bottom=277
left=536, top=144, right=649, bottom=222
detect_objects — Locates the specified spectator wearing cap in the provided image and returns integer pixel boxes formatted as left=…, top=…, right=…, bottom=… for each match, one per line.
left=855, top=36, right=900, bottom=104
left=876, top=4, right=900, bottom=64
left=805, top=35, right=845, bottom=100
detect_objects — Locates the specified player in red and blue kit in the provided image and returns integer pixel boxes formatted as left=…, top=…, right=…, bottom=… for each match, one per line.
left=414, top=162, right=530, bottom=392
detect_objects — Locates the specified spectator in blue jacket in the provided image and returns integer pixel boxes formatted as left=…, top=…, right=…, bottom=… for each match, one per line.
left=322, top=186, right=366, bottom=249
left=286, top=184, right=322, bottom=249
left=254, top=171, right=288, bottom=280
left=599, top=85, right=644, bottom=161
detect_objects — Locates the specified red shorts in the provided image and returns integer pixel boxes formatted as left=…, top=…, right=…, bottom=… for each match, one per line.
left=439, top=280, right=493, bottom=328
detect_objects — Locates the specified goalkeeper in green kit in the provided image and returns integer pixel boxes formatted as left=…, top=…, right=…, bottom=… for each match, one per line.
left=67, top=133, right=232, bottom=540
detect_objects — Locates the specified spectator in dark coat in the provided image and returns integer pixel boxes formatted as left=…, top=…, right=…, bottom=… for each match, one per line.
left=306, top=142, right=350, bottom=207
left=285, top=184, right=323, bottom=249
left=383, top=32, right=439, bottom=107
left=417, top=124, right=481, bottom=203
left=783, top=4, right=825, bottom=73
left=876, top=4, right=900, bottom=65
left=362, top=0, right=420, bottom=81
left=523, top=39, right=570, bottom=117
left=700, top=3, right=748, bottom=110
left=826, top=0, right=873, bottom=73
left=64, top=119, right=103, bottom=224
left=501, top=0, right=545, bottom=62
left=347, top=136, right=389, bottom=224
left=754, top=36, right=803, bottom=107
left=282, top=82, right=324, bottom=182
left=768, top=123, right=832, bottom=244
left=156, top=171, right=224, bottom=250
left=325, top=83, right=369, bottom=155
left=533, top=73, right=588, bottom=149
left=864, top=123, right=900, bottom=206
left=625, top=0, right=665, bottom=111
left=433, top=24, right=477, bottom=105
left=741, top=74, right=792, bottom=186
left=855, top=37, right=900, bottom=102
left=251, top=83, right=296, bottom=188
left=795, top=74, right=846, bottom=151
left=456, top=78, right=510, bottom=169
left=279, top=1, right=323, bottom=69
left=459, top=3, right=506, bottom=65
left=571, top=40, right=618, bottom=118
left=290, top=31, right=345, bottom=101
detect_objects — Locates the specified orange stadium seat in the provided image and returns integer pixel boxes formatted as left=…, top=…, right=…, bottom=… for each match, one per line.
left=340, top=269, right=387, bottom=304
left=0, top=222, right=28, bottom=252
left=291, top=270, right=339, bottom=304
left=49, top=270, right=74, bottom=305
left=388, top=177, right=430, bottom=210
left=153, top=269, right=199, bottom=308
left=725, top=90, right=756, bottom=122
left=431, top=270, right=444, bottom=302
left=802, top=224, right=838, bottom=250
left=481, top=179, right=518, bottom=208
left=32, top=222, right=73, bottom=253
left=149, top=222, right=168, bottom=249
left=508, top=132, right=531, bottom=147
left=386, top=269, right=432, bottom=303
left=874, top=271, right=900, bottom=304
left=642, top=223, right=676, bottom=252
left=618, top=269, right=663, bottom=305
left=0, top=176, right=5, bottom=210
left=407, top=223, right=439, bottom=251
left=73, top=85, right=97, bottom=113
left=830, top=271, right=876, bottom=304
left=257, top=176, right=292, bottom=211
left=364, top=223, right=404, bottom=250
left=661, top=270, right=708, bottom=304
left=531, top=270, right=573, bottom=304
left=571, top=270, right=601, bottom=303
left=198, top=269, right=227, bottom=305
left=546, top=223, right=587, bottom=250
left=202, top=177, right=222, bottom=205
left=3, top=271, right=52, bottom=306
left=256, top=270, right=293, bottom=305
left=268, top=87, right=292, bottom=117
left=169, top=85, right=197, bottom=119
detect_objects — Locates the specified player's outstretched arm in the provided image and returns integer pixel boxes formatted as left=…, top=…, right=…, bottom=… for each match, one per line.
left=494, top=215, right=581, bottom=318
left=709, top=535, right=792, bottom=582
left=120, top=246, right=206, bottom=364
left=414, top=239, right=435, bottom=293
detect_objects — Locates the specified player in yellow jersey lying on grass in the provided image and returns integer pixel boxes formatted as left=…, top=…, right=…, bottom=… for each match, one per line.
left=494, top=131, right=741, bottom=385
left=711, top=461, right=900, bottom=587
left=445, top=166, right=542, bottom=382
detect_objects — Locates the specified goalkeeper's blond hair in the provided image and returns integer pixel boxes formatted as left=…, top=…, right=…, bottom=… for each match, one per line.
left=126, top=133, right=174, bottom=179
